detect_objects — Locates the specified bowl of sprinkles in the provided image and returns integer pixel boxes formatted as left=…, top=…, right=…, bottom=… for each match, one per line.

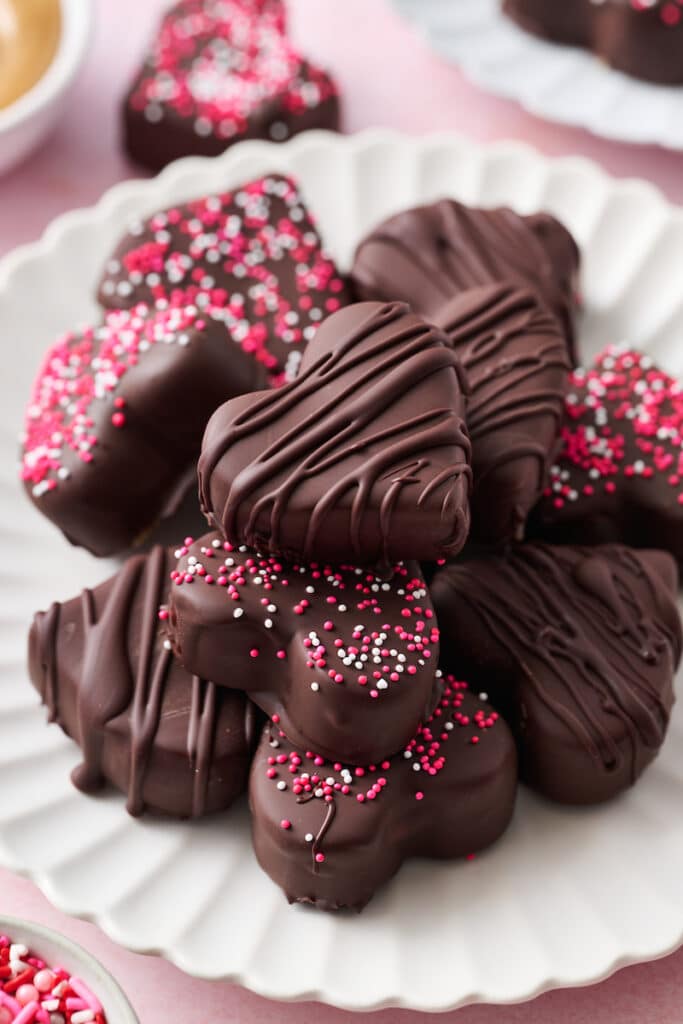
left=0, top=920, right=137, bottom=1024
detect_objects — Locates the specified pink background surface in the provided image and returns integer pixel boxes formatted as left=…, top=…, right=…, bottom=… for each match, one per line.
left=2, top=1, right=683, bottom=1020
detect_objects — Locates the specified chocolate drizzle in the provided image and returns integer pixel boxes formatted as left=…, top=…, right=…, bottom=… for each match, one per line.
left=199, top=301, right=472, bottom=565
left=28, top=546, right=254, bottom=818
left=436, top=283, right=570, bottom=542
left=187, top=675, right=218, bottom=819
left=250, top=680, right=518, bottom=910
left=41, top=601, right=61, bottom=723
left=294, top=780, right=337, bottom=872
left=431, top=544, right=681, bottom=802
left=351, top=199, right=580, bottom=361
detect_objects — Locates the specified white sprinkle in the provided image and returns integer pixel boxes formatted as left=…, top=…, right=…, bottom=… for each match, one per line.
left=233, top=608, right=244, bottom=619
left=163, top=640, right=172, bottom=651
left=305, top=833, right=314, bottom=842
left=269, top=120, right=289, bottom=141
left=310, top=682, right=320, bottom=692
left=277, top=781, right=286, bottom=791
left=479, top=692, right=489, bottom=702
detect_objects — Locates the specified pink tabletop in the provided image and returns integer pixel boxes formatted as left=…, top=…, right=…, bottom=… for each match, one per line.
left=2, top=2, right=683, bottom=1021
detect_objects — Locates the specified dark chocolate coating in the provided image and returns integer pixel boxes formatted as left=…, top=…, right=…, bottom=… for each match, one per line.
left=123, top=0, right=340, bottom=173
left=351, top=198, right=580, bottom=363
left=198, top=301, right=472, bottom=565
left=21, top=302, right=264, bottom=557
left=250, top=676, right=517, bottom=910
left=435, top=283, right=570, bottom=543
left=28, top=546, right=257, bottom=818
left=97, top=174, right=351, bottom=388
left=530, top=346, right=683, bottom=567
left=431, top=543, right=681, bottom=805
left=168, top=532, right=439, bottom=765
left=504, top=0, right=683, bottom=86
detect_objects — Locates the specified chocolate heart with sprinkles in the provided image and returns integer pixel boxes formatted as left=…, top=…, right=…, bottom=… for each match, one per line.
left=168, top=532, right=439, bottom=765
left=250, top=674, right=517, bottom=910
left=98, top=174, right=350, bottom=388
left=198, top=301, right=472, bottom=566
left=531, top=345, right=683, bottom=565
left=123, top=0, right=340, bottom=172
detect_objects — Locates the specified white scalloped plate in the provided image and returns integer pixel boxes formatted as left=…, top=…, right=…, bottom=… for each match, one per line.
left=391, top=0, right=683, bottom=150
left=2, top=131, right=683, bottom=1012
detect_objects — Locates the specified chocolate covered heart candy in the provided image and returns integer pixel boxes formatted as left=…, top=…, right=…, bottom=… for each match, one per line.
left=97, top=174, right=351, bottom=388
left=168, top=532, right=439, bottom=764
left=431, top=543, right=682, bottom=805
left=198, top=301, right=472, bottom=565
left=436, top=283, right=570, bottom=543
left=532, top=345, right=683, bottom=566
left=124, top=0, right=339, bottom=172
left=21, top=300, right=264, bottom=557
left=504, top=0, right=683, bottom=86
left=351, top=197, right=580, bottom=361
left=250, top=674, right=517, bottom=910
left=28, top=546, right=258, bottom=818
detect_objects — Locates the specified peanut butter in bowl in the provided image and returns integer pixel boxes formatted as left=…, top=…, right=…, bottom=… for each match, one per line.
left=0, top=0, right=61, bottom=110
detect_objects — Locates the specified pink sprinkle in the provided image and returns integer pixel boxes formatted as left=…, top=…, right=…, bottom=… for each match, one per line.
left=111, top=412, right=126, bottom=428
left=415, top=791, right=424, bottom=801
left=13, top=1004, right=39, bottom=1024
left=315, top=853, right=325, bottom=863
left=249, top=648, right=259, bottom=658
left=280, top=819, right=291, bottom=830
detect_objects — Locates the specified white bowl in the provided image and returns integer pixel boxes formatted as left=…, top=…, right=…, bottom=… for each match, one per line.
left=0, top=916, right=138, bottom=1022
left=0, top=0, right=92, bottom=177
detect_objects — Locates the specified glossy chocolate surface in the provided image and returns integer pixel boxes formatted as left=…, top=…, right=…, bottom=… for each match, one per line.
left=28, top=546, right=257, bottom=818
left=431, top=543, right=681, bottom=805
left=168, top=532, right=439, bottom=764
left=351, top=198, right=580, bottom=362
left=250, top=675, right=517, bottom=910
left=199, top=301, right=472, bottom=565
left=21, top=302, right=263, bottom=557
left=436, top=283, right=570, bottom=543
